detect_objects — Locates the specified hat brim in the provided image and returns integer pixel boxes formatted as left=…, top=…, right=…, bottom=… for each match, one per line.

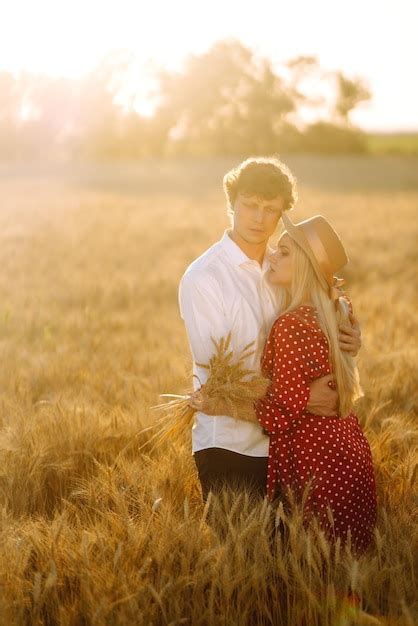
left=280, top=212, right=331, bottom=290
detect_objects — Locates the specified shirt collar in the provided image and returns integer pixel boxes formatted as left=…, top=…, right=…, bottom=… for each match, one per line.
left=220, top=229, right=274, bottom=272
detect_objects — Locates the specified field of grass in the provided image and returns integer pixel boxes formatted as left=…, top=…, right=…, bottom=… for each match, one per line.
left=0, top=155, right=417, bottom=625
left=365, top=133, right=418, bottom=156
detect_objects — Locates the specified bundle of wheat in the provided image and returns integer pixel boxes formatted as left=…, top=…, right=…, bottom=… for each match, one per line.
left=147, top=333, right=270, bottom=450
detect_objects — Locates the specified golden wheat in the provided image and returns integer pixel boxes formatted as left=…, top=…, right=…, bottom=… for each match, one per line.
left=0, top=157, right=416, bottom=625
left=148, top=333, right=270, bottom=449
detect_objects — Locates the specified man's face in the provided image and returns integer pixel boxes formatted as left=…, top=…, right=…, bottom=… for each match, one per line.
left=231, top=192, right=284, bottom=246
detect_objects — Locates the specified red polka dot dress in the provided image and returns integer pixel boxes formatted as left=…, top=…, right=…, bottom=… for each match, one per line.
left=255, top=305, right=377, bottom=553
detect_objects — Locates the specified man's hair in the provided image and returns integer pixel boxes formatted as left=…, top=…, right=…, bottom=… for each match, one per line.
left=223, top=156, right=298, bottom=215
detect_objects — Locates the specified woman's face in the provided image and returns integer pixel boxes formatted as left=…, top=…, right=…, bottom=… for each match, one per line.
left=268, top=232, right=293, bottom=287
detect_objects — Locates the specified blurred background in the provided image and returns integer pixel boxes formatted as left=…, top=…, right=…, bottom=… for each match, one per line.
left=1, top=0, right=417, bottom=162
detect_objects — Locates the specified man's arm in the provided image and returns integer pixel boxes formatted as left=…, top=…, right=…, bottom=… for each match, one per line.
left=310, top=303, right=361, bottom=414
left=307, top=375, right=338, bottom=416
left=189, top=367, right=340, bottom=419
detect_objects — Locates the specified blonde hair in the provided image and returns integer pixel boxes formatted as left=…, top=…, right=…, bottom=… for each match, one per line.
left=280, top=240, right=363, bottom=417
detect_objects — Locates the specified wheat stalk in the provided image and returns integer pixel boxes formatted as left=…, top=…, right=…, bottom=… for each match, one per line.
left=146, top=333, right=270, bottom=450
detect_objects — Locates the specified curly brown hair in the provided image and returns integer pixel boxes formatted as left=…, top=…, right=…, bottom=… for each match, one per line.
left=223, top=156, right=298, bottom=215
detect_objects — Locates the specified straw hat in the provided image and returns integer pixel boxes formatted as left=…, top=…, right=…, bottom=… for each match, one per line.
left=281, top=212, right=349, bottom=305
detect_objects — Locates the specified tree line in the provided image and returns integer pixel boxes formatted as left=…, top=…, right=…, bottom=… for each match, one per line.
left=0, top=40, right=372, bottom=161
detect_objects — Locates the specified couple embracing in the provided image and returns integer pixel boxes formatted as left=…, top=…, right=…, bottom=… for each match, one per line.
left=178, top=156, right=377, bottom=554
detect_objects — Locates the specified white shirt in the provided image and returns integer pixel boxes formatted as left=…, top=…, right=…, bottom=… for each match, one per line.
left=178, top=229, right=284, bottom=456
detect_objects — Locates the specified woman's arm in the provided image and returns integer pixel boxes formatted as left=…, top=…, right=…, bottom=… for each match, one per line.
left=188, top=314, right=313, bottom=433
left=254, top=315, right=311, bottom=435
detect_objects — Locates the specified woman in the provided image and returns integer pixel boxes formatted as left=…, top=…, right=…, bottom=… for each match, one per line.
left=189, top=213, right=377, bottom=553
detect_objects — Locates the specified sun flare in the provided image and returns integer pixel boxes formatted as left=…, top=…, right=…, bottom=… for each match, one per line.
left=1, top=0, right=417, bottom=131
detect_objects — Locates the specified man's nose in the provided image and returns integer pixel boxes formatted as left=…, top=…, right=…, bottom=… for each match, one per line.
left=254, top=208, right=264, bottom=223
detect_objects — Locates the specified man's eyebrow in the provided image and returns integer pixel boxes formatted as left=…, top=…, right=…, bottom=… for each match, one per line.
left=243, top=199, right=279, bottom=209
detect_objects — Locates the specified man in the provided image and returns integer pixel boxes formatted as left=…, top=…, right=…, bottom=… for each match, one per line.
left=178, top=157, right=361, bottom=502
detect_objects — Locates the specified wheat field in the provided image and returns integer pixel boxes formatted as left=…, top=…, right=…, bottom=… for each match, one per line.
left=0, top=156, right=416, bottom=626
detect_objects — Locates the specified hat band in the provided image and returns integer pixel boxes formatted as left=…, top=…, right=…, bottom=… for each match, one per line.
left=329, top=276, right=346, bottom=310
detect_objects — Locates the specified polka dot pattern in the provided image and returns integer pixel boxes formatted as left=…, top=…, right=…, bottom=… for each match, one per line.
left=255, top=305, right=377, bottom=553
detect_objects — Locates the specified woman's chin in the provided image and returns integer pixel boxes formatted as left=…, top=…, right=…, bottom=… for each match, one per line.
left=267, top=271, right=282, bottom=286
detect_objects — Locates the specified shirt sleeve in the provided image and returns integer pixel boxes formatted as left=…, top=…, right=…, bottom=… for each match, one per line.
left=255, top=314, right=312, bottom=435
left=178, top=269, right=229, bottom=366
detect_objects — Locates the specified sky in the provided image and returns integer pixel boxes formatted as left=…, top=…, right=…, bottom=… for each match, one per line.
left=1, top=0, right=417, bottom=132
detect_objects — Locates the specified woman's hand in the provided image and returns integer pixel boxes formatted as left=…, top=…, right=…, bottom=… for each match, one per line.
left=187, top=386, right=219, bottom=415
left=187, top=387, right=258, bottom=423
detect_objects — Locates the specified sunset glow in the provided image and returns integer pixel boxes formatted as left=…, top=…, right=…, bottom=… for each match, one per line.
left=1, top=0, right=417, bottom=131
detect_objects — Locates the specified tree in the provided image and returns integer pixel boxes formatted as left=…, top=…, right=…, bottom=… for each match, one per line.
left=153, top=39, right=297, bottom=156
left=0, top=42, right=374, bottom=160
left=334, top=72, right=371, bottom=124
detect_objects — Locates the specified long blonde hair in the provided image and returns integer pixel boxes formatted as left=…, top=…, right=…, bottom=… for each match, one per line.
left=280, top=240, right=363, bottom=417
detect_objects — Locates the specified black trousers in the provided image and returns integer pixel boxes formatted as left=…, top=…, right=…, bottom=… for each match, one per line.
left=193, top=447, right=269, bottom=502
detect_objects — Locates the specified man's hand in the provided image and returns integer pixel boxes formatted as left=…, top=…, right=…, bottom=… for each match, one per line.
left=307, top=374, right=338, bottom=416
left=339, top=313, right=362, bottom=356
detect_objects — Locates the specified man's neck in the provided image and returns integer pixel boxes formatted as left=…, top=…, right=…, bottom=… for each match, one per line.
left=228, top=229, right=267, bottom=266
